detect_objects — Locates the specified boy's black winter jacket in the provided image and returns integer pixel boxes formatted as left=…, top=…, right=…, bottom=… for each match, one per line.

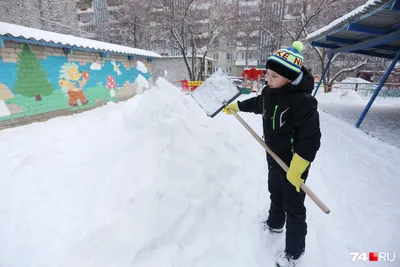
left=237, top=67, right=321, bottom=166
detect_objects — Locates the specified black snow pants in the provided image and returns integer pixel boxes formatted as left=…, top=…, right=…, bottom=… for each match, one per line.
left=266, top=160, right=309, bottom=259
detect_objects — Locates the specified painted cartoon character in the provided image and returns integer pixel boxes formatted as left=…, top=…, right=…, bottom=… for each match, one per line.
left=59, top=62, right=90, bottom=106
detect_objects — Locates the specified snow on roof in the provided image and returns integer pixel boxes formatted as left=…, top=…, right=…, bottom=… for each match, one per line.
left=159, top=55, right=216, bottom=61
left=0, top=21, right=161, bottom=58
left=306, top=0, right=391, bottom=41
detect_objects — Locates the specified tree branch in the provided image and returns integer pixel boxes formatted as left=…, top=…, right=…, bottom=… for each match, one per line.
left=328, top=58, right=369, bottom=87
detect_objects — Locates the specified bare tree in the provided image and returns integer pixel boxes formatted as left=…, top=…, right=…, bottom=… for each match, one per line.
left=0, top=0, right=80, bottom=35
left=153, top=0, right=236, bottom=80
left=93, top=0, right=169, bottom=49
left=259, top=0, right=286, bottom=59
left=278, top=0, right=372, bottom=91
left=233, top=1, right=262, bottom=68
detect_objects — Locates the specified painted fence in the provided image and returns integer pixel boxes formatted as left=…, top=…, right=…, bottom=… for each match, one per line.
left=0, top=41, right=153, bottom=129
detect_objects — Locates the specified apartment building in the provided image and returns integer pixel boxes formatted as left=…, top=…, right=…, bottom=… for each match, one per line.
left=149, top=0, right=216, bottom=79
left=210, top=0, right=284, bottom=77
left=0, top=0, right=79, bottom=35
left=151, top=0, right=292, bottom=79
left=76, top=0, right=124, bottom=40
left=150, top=0, right=213, bottom=57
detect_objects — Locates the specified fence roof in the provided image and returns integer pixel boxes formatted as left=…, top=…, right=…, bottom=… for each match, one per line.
left=0, top=21, right=161, bottom=58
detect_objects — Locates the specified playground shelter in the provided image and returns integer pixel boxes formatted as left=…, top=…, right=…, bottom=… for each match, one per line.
left=306, top=0, right=400, bottom=127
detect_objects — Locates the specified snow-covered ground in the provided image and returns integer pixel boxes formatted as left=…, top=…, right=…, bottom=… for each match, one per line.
left=316, top=90, right=400, bottom=149
left=0, top=79, right=399, bottom=267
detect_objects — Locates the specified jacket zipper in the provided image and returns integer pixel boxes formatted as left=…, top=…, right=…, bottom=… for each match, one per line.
left=290, top=137, right=294, bottom=155
left=272, top=105, right=278, bottom=130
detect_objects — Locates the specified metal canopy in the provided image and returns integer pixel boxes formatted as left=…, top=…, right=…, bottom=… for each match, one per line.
left=306, top=0, right=400, bottom=59
left=305, top=0, right=400, bottom=128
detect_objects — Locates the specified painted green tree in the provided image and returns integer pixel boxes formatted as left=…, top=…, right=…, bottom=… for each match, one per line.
left=14, top=44, right=55, bottom=101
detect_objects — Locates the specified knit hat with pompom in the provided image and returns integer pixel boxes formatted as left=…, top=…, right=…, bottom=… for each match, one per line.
left=266, top=41, right=305, bottom=81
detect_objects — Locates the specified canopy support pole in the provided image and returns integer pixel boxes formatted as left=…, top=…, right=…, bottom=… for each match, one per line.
left=355, top=49, right=400, bottom=127
left=313, top=53, right=334, bottom=97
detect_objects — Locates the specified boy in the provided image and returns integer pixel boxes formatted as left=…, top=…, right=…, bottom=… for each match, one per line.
left=223, top=41, right=321, bottom=267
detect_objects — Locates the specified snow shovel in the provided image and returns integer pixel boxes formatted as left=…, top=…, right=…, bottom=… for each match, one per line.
left=191, top=69, right=331, bottom=214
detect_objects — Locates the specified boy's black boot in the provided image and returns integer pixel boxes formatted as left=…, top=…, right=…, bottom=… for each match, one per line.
left=262, top=220, right=284, bottom=233
left=276, top=250, right=305, bottom=267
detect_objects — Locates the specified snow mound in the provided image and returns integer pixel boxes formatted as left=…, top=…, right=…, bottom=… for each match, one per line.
left=0, top=79, right=269, bottom=267
left=0, top=80, right=399, bottom=267
left=340, top=77, right=371, bottom=84
left=332, top=77, right=377, bottom=91
left=136, top=74, right=150, bottom=90
left=338, top=89, right=365, bottom=101
left=316, top=90, right=366, bottom=104
left=136, top=61, right=148, bottom=73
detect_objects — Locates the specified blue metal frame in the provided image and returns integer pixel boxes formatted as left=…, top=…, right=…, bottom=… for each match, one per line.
left=351, top=49, right=394, bottom=59
left=326, top=36, right=399, bottom=52
left=391, top=0, right=400, bottom=11
left=311, top=0, right=395, bottom=41
left=308, top=0, right=400, bottom=128
left=313, top=53, right=334, bottom=97
left=310, top=41, right=339, bottom=49
left=312, top=41, right=395, bottom=59
left=63, top=47, right=72, bottom=55
left=347, top=23, right=393, bottom=35
left=330, top=29, right=400, bottom=54
left=355, top=49, right=400, bottom=127
left=326, top=36, right=359, bottom=44
left=0, top=36, right=153, bottom=61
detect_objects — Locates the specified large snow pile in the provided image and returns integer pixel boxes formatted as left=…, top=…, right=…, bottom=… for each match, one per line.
left=0, top=79, right=399, bottom=267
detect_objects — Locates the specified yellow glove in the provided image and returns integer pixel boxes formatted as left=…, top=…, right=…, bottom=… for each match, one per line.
left=222, top=102, right=239, bottom=115
left=287, top=153, right=310, bottom=192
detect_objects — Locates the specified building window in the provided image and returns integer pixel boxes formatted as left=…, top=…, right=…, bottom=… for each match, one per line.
left=227, top=53, right=233, bottom=60
left=153, top=40, right=167, bottom=47
left=213, top=53, right=219, bottom=60
left=76, top=0, right=93, bottom=10
left=236, top=51, right=245, bottom=60
left=78, top=13, right=93, bottom=23
left=107, top=0, right=124, bottom=7
left=108, top=11, right=119, bottom=21
left=82, top=25, right=95, bottom=33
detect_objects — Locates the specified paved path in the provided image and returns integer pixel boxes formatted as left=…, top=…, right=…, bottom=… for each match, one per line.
left=319, top=102, right=400, bottom=149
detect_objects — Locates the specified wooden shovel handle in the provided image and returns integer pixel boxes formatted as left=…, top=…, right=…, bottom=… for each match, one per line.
left=230, top=110, right=330, bottom=214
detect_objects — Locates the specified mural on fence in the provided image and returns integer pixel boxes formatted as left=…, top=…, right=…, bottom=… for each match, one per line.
left=0, top=44, right=151, bottom=120
left=15, top=44, right=55, bottom=101
left=59, top=62, right=90, bottom=106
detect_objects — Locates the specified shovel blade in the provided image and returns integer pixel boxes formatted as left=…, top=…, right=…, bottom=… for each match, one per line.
left=191, top=69, right=241, bottom=117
